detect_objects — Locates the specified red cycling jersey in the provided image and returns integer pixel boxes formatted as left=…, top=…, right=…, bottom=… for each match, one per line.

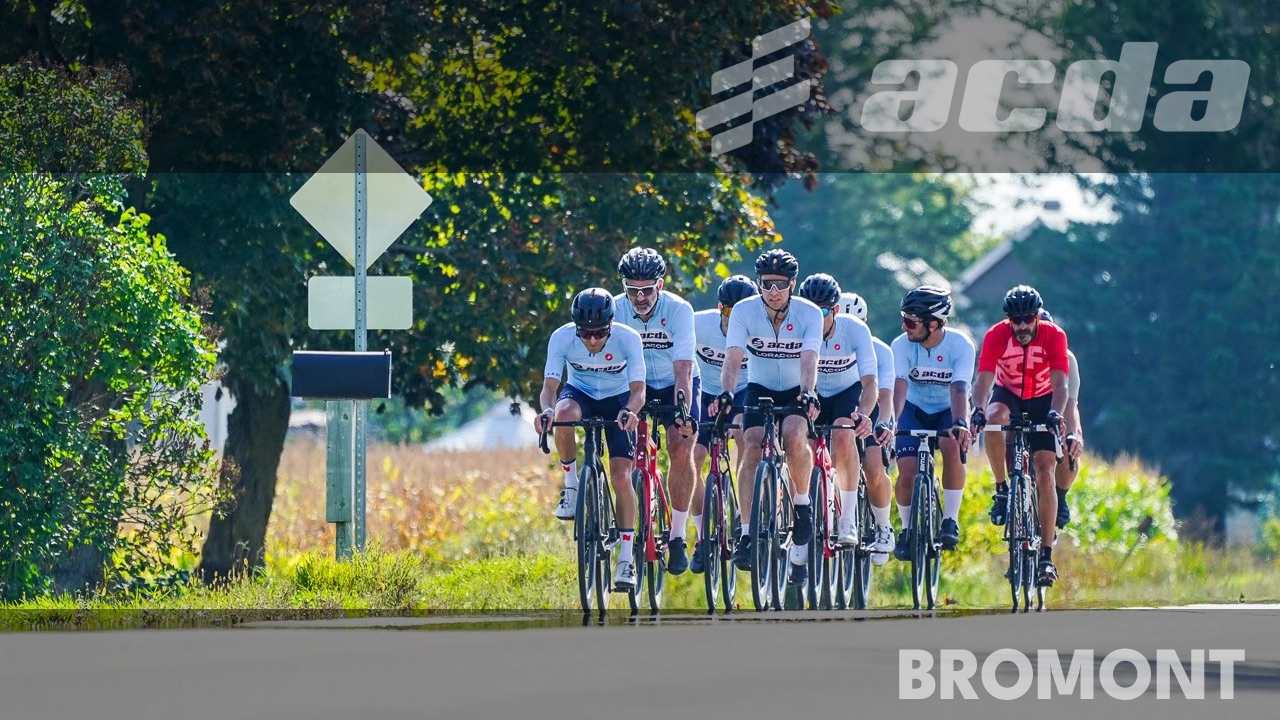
left=977, top=320, right=1069, bottom=400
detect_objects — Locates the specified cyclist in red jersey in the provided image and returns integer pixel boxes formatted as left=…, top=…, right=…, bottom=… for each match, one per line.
left=970, top=285, right=1070, bottom=587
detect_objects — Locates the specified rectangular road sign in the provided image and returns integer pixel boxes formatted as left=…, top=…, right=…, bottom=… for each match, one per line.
left=308, top=276, right=413, bottom=330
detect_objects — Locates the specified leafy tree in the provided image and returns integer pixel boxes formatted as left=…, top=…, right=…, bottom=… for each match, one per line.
left=0, top=60, right=219, bottom=598
left=2, top=1, right=837, bottom=578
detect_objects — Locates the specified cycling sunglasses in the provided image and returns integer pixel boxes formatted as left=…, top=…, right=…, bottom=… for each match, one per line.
left=757, top=279, right=791, bottom=292
left=1008, top=314, right=1038, bottom=325
left=624, top=283, right=659, bottom=298
left=577, top=327, right=611, bottom=341
left=901, top=314, right=923, bottom=329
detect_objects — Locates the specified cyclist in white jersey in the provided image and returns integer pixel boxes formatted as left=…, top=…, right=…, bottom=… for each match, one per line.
left=708, top=249, right=823, bottom=587
left=1040, top=310, right=1084, bottom=529
left=535, top=288, right=647, bottom=589
left=796, top=275, right=876, bottom=550
left=613, top=247, right=700, bottom=575
left=879, top=286, right=974, bottom=560
left=687, top=275, right=754, bottom=575
left=839, top=291, right=897, bottom=565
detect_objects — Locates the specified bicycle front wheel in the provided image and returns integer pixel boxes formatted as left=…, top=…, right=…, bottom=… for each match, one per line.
left=646, top=476, right=669, bottom=614
left=576, top=467, right=599, bottom=615
left=909, top=472, right=931, bottom=611
left=701, top=476, right=722, bottom=614
left=749, top=461, right=777, bottom=612
left=806, top=467, right=825, bottom=610
left=852, top=476, right=874, bottom=610
left=595, top=466, right=615, bottom=616
left=722, top=471, right=740, bottom=613
left=629, top=469, right=645, bottom=616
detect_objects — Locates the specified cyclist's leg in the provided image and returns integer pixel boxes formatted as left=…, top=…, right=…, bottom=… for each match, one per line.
left=599, top=394, right=637, bottom=531
left=689, top=390, right=716, bottom=574
left=1055, top=397, right=1082, bottom=527
left=550, top=387, right=586, bottom=518
left=821, top=385, right=862, bottom=540
left=893, top=403, right=924, bottom=527
left=985, top=387, right=1017, bottom=525
left=936, top=408, right=966, bottom=549
left=657, top=380, right=700, bottom=573
left=863, top=406, right=895, bottom=559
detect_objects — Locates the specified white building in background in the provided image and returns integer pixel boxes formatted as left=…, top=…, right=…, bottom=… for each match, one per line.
left=198, top=380, right=235, bottom=453
left=423, top=401, right=541, bottom=453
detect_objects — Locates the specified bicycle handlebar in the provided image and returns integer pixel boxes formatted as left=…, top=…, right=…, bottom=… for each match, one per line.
left=537, top=417, right=614, bottom=455
left=895, top=428, right=968, bottom=464
left=981, top=424, right=1068, bottom=466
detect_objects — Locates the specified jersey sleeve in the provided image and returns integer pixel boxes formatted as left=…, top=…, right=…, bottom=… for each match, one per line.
left=950, top=333, right=976, bottom=385
left=621, top=328, right=647, bottom=385
left=1047, top=325, right=1070, bottom=374
left=726, top=305, right=748, bottom=350
left=976, top=322, right=1005, bottom=373
left=1067, top=351, right=1081, bottom=400
left=800, top=303, right=824, bottom=354
left=875, top=340, right=895, bottom=391
left=670, top=300, right=696, bottom=362
left=852, top=321, right=877, bottom=380
left=543, top=325, right=569, bottom=380
left=892, top=335, right=910, bottom=380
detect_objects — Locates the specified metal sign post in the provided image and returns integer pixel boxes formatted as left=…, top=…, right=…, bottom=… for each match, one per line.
left=290, top=129, right=432, bottom=560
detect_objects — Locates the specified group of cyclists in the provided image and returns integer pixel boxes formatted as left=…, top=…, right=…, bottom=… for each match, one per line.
left=534, top=245, right=1084, bottom=602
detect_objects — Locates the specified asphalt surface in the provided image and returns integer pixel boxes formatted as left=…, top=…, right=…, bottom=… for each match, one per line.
left=2, top=606, right=1277, bottom=720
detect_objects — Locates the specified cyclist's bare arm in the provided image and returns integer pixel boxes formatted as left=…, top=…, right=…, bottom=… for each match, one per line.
left=971, top=370, right=996, bottom=411
left=892, top=378, right=908, bottom=422
left=950, top=380, right=972, bottom=447
left=618, top=380, right=646, bottom=432
left=858, top=375, right=878, bottom=417
left=1063, top=396, right=1083, bottom=458
left=877, top=388, right=893, bottom=421
left=537, top=377, right=562, bottom=432
left=1049, top=368, right=1069, bottom=416
left=719, top=347, right=745, bottom=407
left=674, top=359, right=695, bottom=426
left=800, top=349, right=818, bottom=395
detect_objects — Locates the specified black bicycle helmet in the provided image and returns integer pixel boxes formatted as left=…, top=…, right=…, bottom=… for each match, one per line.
left=617, top=247, right=666, bottom=280
left=796, top=273, right=842, bottom=308
left=754, top=248, right=800, bottom=279
left=900, top=285, right=953, bottom=321
left=717, top=274, right=757, bottom=307
left=1003, top=285, right=1043, bottom=317
left=1039, top=309, right=1054, bottom=324
left=571, top=287, right=615, bottom=328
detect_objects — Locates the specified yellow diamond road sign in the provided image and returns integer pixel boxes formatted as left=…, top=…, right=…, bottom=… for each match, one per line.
left=289, top=130, right=432, bottom=270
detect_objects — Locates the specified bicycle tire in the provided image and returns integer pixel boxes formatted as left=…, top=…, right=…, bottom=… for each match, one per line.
left=576, top=466, right=598, bottom=615
left=596, top=464, right=614, bottom=616
left=772, top=460, right=792, bottom=612
left=909, top=472, right=929, bottom=611
left=924, top=486, right=941, bottom=611
left=852, top=472, right=873, bottom=610
left=646, top=476, right=669, bottom=613
left=629, top=469, right=645, bottom=616
left=806, top=467, right=825, bottom=610
left=749, top=461, right=776, bottom=612
left=701, top=477, right=722, bottom=614
left=722, top=468, right=740, bottom=613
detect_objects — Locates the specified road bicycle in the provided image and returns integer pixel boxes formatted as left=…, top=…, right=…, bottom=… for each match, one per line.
left=894, top=428, right=964, bottom=611
left=629, top=393, right=689, bottom=616
left=540, top=417, right=617, bottom=618
left=743, top=397, right=803, bottom=612
left=699, top=410, right=741, bottom=614
left=806, top=422, right=867, bottom=610
left=984, top=416, right=1067, bottom=613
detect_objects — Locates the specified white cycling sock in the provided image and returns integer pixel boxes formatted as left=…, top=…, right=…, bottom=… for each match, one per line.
left=898, top=503, right=913, bottom=530
left=691, top=514, right=703, bottom=538
left=619, top=528, right=635, bottom=560
left=872, top=505, right=891, bottom=527
left=792, top=492, right=810, bottom=506
left=740, top=523, right=751, bottom=538
left=944, top=489, right=964, bottom=522
left=789, top=543, right=808, bottom=564
left=561, top=459, right=578, bottom=489
left=839, top=491, right=858, bottom=526
left=670, top=509, right=689, bottom=541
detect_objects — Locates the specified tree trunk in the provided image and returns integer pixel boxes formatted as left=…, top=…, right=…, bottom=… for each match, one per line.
left=198, top=378, right=291, bottom=583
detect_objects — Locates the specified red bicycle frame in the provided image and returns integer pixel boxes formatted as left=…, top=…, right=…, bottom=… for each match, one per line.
left=809, top=431, right=843, bottom=560
left=634, top=414, right=671, bottom=564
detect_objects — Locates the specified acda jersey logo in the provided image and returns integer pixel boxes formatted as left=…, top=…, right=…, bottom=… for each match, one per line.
left=639, top=329, right=674, bottom=350
left=909, top=367, right=953, bottom=385
left=569, top=360, right=627, bottom=375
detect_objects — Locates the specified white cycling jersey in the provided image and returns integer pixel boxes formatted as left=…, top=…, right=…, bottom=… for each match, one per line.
left=543, top=322, right=646, bottom=400
left=725, top=296, right=824, bottom=392
left=694, top=309, right=748, bottom=397
left=891, top=328, right=976, bottom=414
left=614, top=290, right=698, bottom=390
left=816, top=315, right=877, bottom=397
left=872, top=336, right=895, bottom=392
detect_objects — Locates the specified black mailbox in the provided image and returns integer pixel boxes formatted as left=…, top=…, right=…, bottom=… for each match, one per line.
left=291, top=351, right=392, bottom=399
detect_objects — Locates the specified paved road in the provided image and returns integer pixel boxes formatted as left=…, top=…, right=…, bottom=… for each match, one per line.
left=2, top=606, right=1277, bottom=720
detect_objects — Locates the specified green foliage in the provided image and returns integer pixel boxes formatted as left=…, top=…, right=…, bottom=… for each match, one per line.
left=0, top=61, right=220, bottom=599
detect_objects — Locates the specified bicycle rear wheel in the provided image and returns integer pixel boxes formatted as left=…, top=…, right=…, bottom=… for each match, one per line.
left=806, top=467, right=825, bottom=610
left=646, top=476, right=669, bottom=614
left=1006, top=474, right=1022, bottom=613
left=749, top=461, right=777, bottom=612
left=576, top=467, right=599, bottom=615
